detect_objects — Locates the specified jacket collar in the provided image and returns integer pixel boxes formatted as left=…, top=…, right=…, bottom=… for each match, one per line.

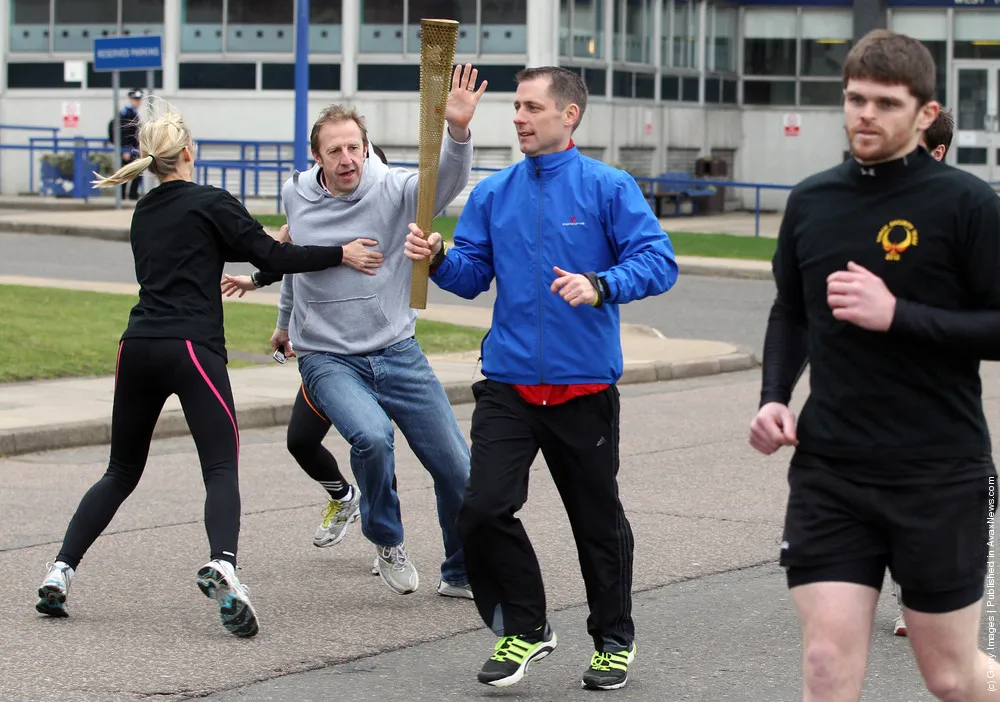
left=525, top=141, right=579, bottom=176
left=849, top=146, right=932, bottom=182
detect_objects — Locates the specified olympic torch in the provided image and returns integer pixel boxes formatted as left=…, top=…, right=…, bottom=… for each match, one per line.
left=409, top=18, right=459, bottom=310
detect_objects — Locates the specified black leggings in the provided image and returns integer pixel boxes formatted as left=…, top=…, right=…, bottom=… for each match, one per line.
left=56, top=338, right=242, bottom=569
left=287, top=384, right=396, bottom=495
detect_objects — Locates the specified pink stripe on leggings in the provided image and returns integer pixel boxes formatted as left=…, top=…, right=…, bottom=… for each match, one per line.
left=185, top=340, right=240, bottom=461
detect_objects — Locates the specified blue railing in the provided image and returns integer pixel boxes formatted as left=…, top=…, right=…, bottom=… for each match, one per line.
left=634, top=175, right=794, bottom=237
left=195, top=159, right=289, bottom=212
left=195, top=140, right=297, bottom=204
left=9, top=129, right=992, bottom=232
left=0, top=124, right=60, bottom=194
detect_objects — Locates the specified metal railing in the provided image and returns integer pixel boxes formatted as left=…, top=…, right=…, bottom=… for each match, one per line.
left=0, top=124, right=61, bottom=193
left=633, top=175, right=795, bottom=237
left=11, top=128, right=994, bottom=233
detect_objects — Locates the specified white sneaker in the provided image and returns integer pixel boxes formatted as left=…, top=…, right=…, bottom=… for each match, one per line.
left=196, top=559, right=259, bottom=637
left=371, top=555, right=380, bottom=576
left=312, top=488, right=361, bottom=548
left=375, top=544, right=419, bottom=595
left=437, top=580, right=473, bottom=599
left=36, top=561, right=74, bottom=617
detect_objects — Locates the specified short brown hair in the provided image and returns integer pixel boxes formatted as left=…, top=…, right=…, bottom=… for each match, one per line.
left=515, top=66, right=588, bottom=131
left=842, top=29, right=937, bottom=106
left=310, top=104, right=368, bottom=155
left=923, top=107, right=954, bottom=154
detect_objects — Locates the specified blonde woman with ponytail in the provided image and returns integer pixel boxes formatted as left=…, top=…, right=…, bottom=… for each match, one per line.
left=35, top=101, right=350, bottom=639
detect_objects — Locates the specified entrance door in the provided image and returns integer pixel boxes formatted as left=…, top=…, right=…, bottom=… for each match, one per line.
left=953, top=61, right=1000, bottom=183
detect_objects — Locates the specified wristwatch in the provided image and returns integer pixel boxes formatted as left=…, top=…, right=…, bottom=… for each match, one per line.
left=597, top=275, right=611, bottom=302
left=251, top=271, right=263, bottom=288
left=431, top=241, right=449, bottom=270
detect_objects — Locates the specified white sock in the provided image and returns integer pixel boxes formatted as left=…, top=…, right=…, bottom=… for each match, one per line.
left=341, top=486, right=354, bottom=502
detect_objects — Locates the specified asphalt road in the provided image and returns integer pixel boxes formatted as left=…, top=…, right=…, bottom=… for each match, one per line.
left=0, top=230, right=775, bottom=355
left=3, top=371, right=998, bottom=701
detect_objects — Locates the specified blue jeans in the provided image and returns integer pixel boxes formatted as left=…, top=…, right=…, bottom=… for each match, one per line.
left=298, top=337, right=470, bottom=584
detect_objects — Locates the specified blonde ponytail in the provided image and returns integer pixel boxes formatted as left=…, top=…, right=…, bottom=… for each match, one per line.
left=92, top=97, right=195, bottom=189
left=92, top=155, right=154, bottom=188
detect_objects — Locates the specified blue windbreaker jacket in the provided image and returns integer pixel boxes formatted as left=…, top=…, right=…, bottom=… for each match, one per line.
left=431, top=146, right=678, bottom=385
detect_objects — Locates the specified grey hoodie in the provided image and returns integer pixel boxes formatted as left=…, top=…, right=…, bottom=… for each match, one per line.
left=276, top=132, right=473, bottom=356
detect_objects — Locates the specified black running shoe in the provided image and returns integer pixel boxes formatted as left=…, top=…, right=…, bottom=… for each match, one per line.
left=582, top=643, right=636, bottom=690
left=477, top=623, right=558, bottom=687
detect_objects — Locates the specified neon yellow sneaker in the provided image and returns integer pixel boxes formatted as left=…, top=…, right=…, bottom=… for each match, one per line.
left=477, top=623, right=557, bottom=687
left=582, top=642, right=636, bottom=690
left=312, top=488, right=360, bottom=547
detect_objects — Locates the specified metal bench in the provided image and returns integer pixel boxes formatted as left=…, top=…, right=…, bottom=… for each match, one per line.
left=644, top=171, right=717, bottom=217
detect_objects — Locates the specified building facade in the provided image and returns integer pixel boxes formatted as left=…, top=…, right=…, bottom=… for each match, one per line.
left=1, top=0, right=998, bottom=209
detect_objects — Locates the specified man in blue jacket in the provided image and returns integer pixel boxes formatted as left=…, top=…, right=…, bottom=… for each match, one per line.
left=405, top=66, right=677, bottom=691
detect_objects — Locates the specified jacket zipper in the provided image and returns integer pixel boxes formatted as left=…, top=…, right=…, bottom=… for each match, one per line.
left=535, top=161, right=545, bottom=390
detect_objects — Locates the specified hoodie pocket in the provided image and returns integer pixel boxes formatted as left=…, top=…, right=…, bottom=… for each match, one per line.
left=300, top=296, right=391, bottom=349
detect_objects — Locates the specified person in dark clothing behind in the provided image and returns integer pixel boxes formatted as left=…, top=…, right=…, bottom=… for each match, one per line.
left=217, top=144, right=391, bottom=554
left=108, top=89, right=144, bottom=200
left=34, top=101, right=348, bottom=639
left=405, top=66, right=678, bottom=690
left=749, top=30, right=1000, bottom=701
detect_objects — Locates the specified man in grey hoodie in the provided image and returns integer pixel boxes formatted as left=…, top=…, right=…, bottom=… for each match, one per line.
left=273, top=64, right=487, bottom=597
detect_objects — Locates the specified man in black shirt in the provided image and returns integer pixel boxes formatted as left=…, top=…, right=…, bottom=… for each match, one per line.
left=750, top=30, right=1000, bottom=701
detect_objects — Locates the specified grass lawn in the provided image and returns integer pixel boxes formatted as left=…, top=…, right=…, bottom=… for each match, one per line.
left=0, top=285, right=485, bottom=383
left=255, top=214, right=775, bottom=261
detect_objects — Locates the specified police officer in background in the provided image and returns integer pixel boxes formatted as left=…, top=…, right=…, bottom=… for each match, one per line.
left=108, top=89, right=144, bottom=200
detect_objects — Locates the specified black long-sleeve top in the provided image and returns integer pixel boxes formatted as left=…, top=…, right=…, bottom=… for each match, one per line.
left=761, top=147, right=1000, bottom=476
left=121, top=180, right=344, bottom=361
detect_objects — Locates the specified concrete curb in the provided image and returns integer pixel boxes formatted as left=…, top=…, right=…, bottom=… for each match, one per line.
left=0, top=351, right=758, bottom=457
left=0, top=221, right=131, bottom=242
left=679, top=261, right=772, bottom=281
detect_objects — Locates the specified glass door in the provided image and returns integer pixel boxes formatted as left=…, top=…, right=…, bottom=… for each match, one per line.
left=953, top=61, right=1000, bottom=183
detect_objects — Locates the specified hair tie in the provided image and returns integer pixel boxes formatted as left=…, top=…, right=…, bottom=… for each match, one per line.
left=148, top=154, right=156, bottom=164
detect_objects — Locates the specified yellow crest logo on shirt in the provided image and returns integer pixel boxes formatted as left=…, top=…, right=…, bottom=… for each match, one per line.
left=876, top=219, right=918, bottom=261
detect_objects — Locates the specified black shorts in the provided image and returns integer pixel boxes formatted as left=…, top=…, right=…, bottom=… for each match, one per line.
left=780, top=452, right=996, bottom=614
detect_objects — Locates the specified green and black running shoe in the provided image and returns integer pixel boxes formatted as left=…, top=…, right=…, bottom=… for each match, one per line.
left=581, top=643, right=636, bottom=690
left=477, top=623, right=558, bottom=687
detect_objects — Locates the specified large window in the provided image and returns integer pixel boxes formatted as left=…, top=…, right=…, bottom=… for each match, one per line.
left=801, top=10, right=851, bottom=77
left=182, top=0, right=341, bottom=53
left=953, top=11, right=1000, bottom=61
left=10, top=0, right=50, bottom=52
left=616, top=0, right=652, bottom=65
left=361, top=0, right=526, bottom=55
left=800, top=9, right=851, bottom=106
left=182, top=0, right=223, bottom=51
left=743, top=8, right=795, bottom=77
left=310, top=0, right=344, bottom=53
left=408, top=0, right=478, bottom=55
left=705, top=3, right=737, bottom=104
left=481, top=0, right=528, bottom=54
left=226, top=1, right=293, bottom=52
left=10, top=0, right=165, bottom=53
left=560, top=0, right=604, bottom=60
left=743, top=8, right=795, bottom=105
left=712, top=5, right=737, bottom=73
left=672, top=0, right=697, bottom=69
left=889, top=10, right=947, bottom=104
